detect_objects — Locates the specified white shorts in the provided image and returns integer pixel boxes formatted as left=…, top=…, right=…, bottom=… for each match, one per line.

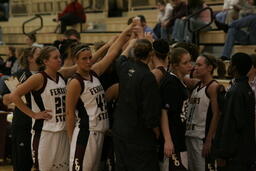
left=69, top=127, right=105, bottom=171
left=186, top=136, right=205, bottom=171
left=32, top=130, right=69, bottom=171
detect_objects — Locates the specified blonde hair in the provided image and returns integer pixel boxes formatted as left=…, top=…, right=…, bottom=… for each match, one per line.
left=36, top=46, right=58, bottom=69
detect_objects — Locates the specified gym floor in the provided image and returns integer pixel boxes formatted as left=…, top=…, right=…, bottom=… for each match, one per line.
left=0, top=165, right=12, bottom=171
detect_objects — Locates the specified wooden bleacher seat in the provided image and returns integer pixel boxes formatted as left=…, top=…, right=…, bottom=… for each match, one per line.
left=205, top=0, right=224, bottom=5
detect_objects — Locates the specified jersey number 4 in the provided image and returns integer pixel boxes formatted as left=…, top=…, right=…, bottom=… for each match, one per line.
left=96, top=94, right=107, bottom=112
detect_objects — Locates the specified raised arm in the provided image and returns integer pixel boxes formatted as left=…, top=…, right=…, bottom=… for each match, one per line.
left=9, top=74, right=52, bottom=120
left=92, top=24, right=134, bottom=76
left=91, top=36, right=118, bottom=64
left=66, top=79, right=81, bottom=142
left=105, top=83, right=119, bottom=102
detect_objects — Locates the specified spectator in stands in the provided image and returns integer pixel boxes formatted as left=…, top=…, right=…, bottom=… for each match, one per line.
left=172, top=0, right=212, bottom=43
left=220, top=0, right=256, bottom=60
left=128, top=16, right=155, bottom=39
left=25, top=33, right=43, bottom=48
left=0, top=0, right=9, bottom=21
left=11, top=47, right=25, bottom=74
left=0, top=47, right=16, bottom=97
left=153, top=0, right=173, bottom=39
left=215, top=0, right=243, bottom=24
left=213, top=53, right=256, bottom=171
left=63, top=28, right=81, bottom=41
left=54, top=0, right=86, bottom=33
left=2, top=46, right=16, bottom=75
left=137, top=15, right=154, bottom=34
left=161, top=0, right=188, bottom=43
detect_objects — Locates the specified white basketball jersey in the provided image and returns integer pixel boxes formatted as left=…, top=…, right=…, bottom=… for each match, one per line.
left=75, top=72, right=109, bottom=132
left=31, top=72, right=66, bottom=132
left=186, top=83, right=210, bottom=139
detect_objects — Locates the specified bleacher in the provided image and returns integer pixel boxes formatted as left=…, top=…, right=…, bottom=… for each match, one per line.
left=1, top=0, right=256, bottom=73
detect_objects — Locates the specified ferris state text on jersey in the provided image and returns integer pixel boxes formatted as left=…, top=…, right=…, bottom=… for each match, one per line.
left=89, top=85, right=109, bottom=123
left=50, top=87, right=66, bottom=123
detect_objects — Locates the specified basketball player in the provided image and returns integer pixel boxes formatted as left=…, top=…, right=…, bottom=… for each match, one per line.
left=66, top=24, right=134, bottom=171
left=9, top=46, right=70, bottom=171
left=159, top=47, right=192, bottom=170
left=185, top=54, right=221, bottom=171
left=2, top=47, right=41, bottom=171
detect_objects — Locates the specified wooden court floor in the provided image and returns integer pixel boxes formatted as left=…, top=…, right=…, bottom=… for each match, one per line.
left=0, top=165, right=12, bottom=171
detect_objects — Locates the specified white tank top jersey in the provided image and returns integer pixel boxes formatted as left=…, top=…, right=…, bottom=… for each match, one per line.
left=31, top=71, right=67, bottom=132
left=74, top=72, right=109, bottom=132
left=186, top=83, right=210, bottom=139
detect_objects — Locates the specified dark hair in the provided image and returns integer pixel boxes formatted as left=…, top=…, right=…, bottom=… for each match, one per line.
left=127, top=17, right=134, bottom=25
left=188, top=0, right=204, bottom=8
left=64, top=29, right=81, bottom=40
left=153, top=39, right=169, bottom=60
left=231, top=52, right=252, bottom=76
left=137, top=15, right=146, bottom=23
left=200, top=54, right=219, bottom=74
left=59, top=39, right=79, bottom=61
left=26, top=33, right=36, bottom=42
left=133, top=39, right=152, bottom=60
left=36, top=46, right=58, bottom=67
left=20, top=47, right=39, bottom=69
left=201, top=54, right=217, bottom=68
left=8, top=46, right=16, bottom=56
left=169, top=47, right=189, bottom=66
left=158, top=0, right=166, bottom=5
left=72, top=43, right=91, bottom=58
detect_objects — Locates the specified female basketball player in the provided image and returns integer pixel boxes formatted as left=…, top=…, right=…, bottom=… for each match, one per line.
left=185, top=54, right=221, bottom=171
left=159, top=47, right=193, bottom=170
left=3, top=47, right=41, bottom=171
left=10, top=46, right=70, bottom=171
left=66, top=24, right=134, bottom=171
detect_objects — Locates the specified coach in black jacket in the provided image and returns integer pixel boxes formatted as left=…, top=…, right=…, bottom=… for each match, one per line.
left=113, top=39, right=161, bottom=171
left=213, top=53, right=256, bottom=171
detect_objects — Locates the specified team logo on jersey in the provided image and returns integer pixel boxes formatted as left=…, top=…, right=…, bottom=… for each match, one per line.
left=189, top=97, right=200, bottom=104
left=171, top=154, right=180, bottom=166
left=89, top=85, right=104, bottom=95
left=164, top=103, right=170, bottom=109
left=128, top=69, right=135, bottom=77
left=74, top=158, right=80, bottom=171
left=181, top=99, right=189, bottom=123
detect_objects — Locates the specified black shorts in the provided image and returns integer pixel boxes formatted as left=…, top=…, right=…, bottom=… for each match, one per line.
left=12, top=129, right=33, bottom=171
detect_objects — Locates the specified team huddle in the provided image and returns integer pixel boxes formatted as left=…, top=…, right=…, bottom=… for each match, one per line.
left=2, top=20, right=256, bottom=171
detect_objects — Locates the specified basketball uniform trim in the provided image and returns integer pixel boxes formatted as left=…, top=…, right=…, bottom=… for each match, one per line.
left=72, top=73, right=85, bottom=95
left=205, top=80, right=218, bottom=99
left=71, top=127, right=90, bottom=171
left=36, top=71, right=48, bottom=95
left=32, top=130, right=42, bottom=170
left=32, top=72, right=48, bottom=131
